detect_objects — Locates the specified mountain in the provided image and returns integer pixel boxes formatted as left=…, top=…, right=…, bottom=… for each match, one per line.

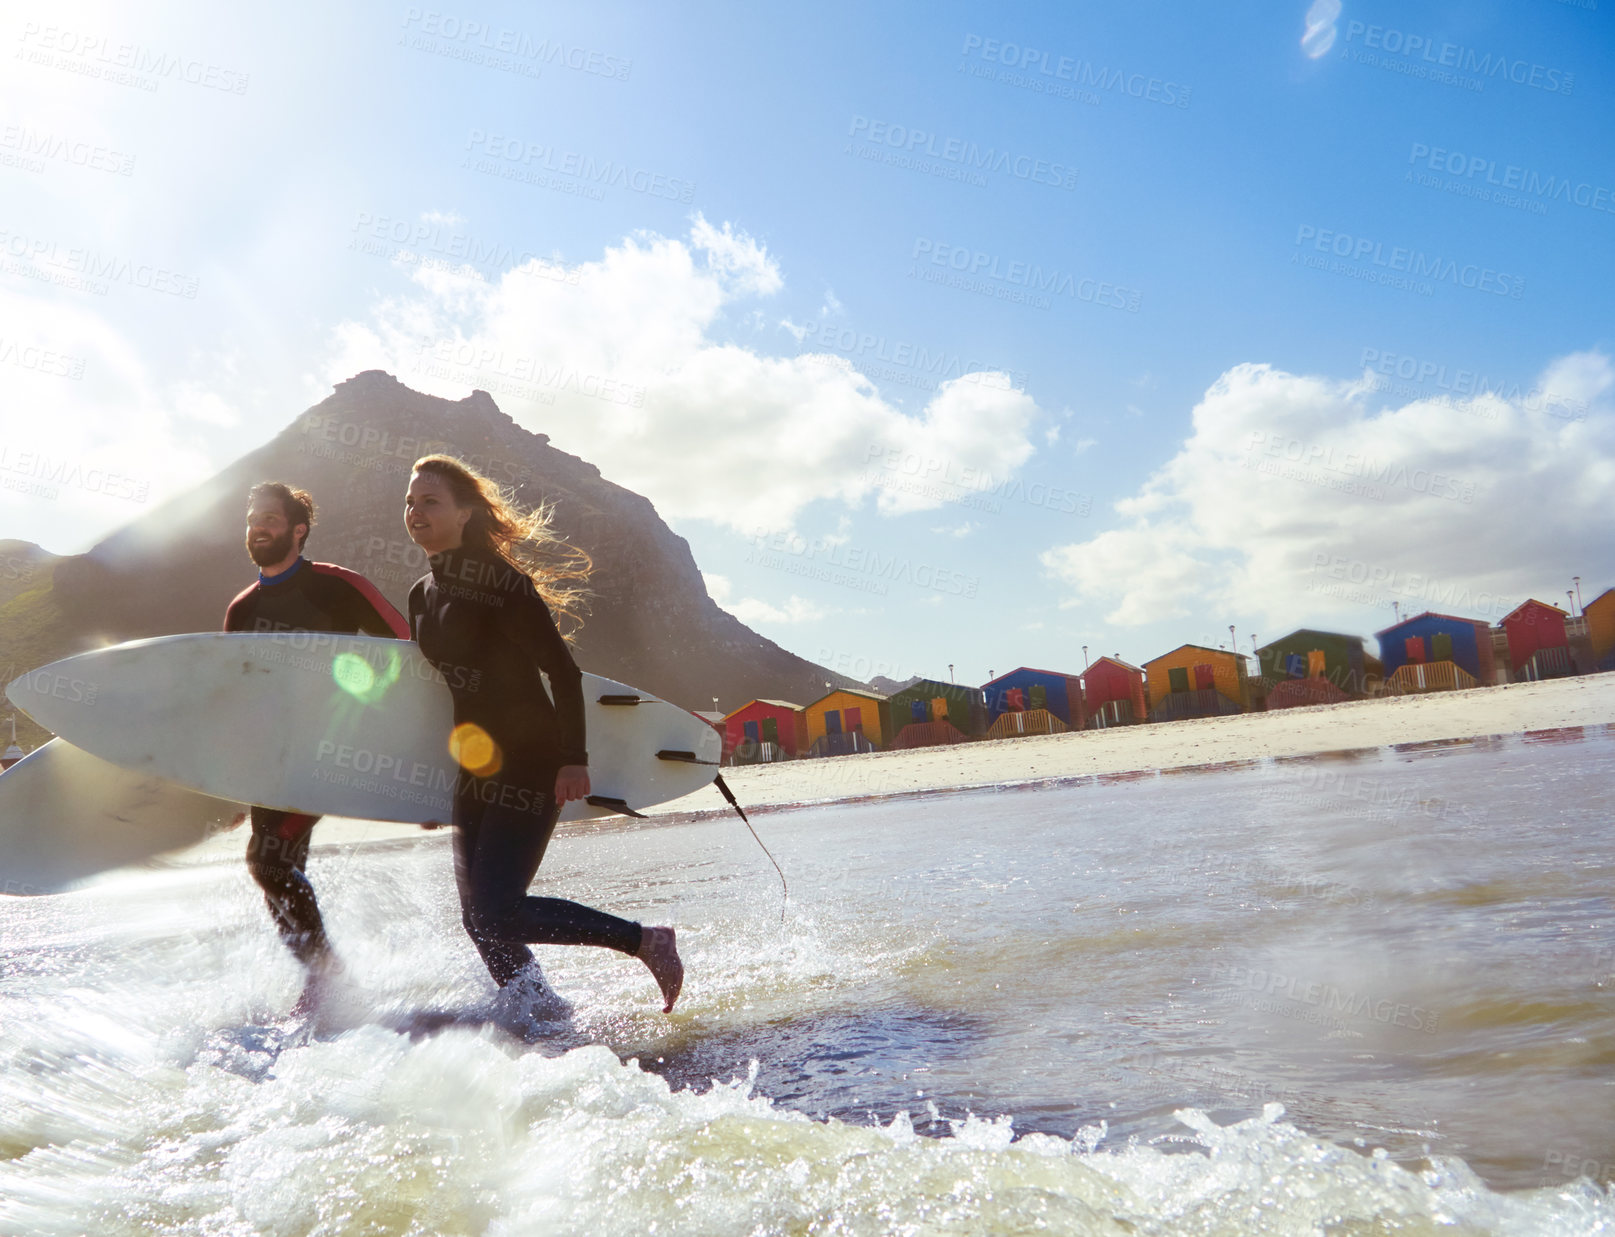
left=868, top=674, right=924, bottom=695
left=0, top=371, right=867, bottom=748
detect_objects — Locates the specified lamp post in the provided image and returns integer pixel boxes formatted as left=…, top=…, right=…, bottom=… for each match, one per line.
left=1082, top=644, right=1089, bottom=669
left=948, top=663, right=954, bottom=683
left=1, top=715, right=22, bottom=771
left=1568, top=589, right=1576, bottom=616
left=1574, top=576, right=1583, bottom=613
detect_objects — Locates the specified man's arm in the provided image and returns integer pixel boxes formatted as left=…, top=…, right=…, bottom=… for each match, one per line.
left=309, top=562, right=410, bottom=638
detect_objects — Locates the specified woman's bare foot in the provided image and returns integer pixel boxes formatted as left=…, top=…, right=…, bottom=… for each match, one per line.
left=635, top=926, right=683, bottom=1013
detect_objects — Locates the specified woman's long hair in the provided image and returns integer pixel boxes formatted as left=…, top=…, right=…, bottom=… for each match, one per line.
left=412, top=454, right=593, bottom=637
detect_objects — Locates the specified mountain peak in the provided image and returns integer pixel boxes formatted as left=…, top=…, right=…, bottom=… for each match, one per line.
left=11, top=373, right=863, bottom=723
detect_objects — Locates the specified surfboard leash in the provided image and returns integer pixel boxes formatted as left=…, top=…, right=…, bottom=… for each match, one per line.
left=713, top=772, right=788, bottom=923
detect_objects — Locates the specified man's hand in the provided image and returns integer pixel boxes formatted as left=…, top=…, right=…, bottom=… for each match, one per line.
left=555, top=764, right=590, bottom=806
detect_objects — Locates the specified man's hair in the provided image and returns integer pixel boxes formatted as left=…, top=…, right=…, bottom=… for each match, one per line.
left=247, top=482, right=316, bottom=552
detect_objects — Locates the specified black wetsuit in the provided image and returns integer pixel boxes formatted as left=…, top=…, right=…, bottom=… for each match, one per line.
left=408, top=544, right=641, bottom=985
left=224, top=558, right=409, bottom=964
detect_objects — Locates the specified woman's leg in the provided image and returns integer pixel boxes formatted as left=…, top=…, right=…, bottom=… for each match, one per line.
left=452, top=790, right=538, bottom=986
left=463, top=787, right=643, bottom=958
left=457, top=777, right=681, bottom=1009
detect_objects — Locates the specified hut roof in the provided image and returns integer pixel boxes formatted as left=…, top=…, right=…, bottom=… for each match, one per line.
left=1502, top=599, right=1568, bottom=623
left=1144, top=643, right=1239, bottom=665
left=1373, top=611, right=1488, bottom=638
left=1086, top=655, right=1144, bottom=675
left=1584, top=587, right=1615, bottom=613
left=804, top=686, right=888, bottom=708
left=1255, top=628, right=1366, bottom=651
left=983, top=665, right=1081, bottom=685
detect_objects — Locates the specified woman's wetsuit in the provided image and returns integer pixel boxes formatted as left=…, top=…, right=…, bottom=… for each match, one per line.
left=407, top=544, right=642, bottom=984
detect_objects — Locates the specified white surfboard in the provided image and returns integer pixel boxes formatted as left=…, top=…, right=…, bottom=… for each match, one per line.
left=6, top=633, right=721, bottom=825
left=0, top=738, right=244, bottom=895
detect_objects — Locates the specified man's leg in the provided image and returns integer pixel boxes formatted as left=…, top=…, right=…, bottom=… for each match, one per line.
left=245, top=806, right=329, bottom=966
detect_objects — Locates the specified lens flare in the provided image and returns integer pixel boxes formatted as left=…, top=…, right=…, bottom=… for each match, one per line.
left=1301, top=0, right=1340, bottom=59
left=331, top=647, right=402, bottom=704
left=449, top=722, right=502, bottom=777
left=331, top=653, right=375, bottom=697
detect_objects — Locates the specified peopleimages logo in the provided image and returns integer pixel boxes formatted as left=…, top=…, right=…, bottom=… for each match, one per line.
left=463, top=130, right=695, bottom=203
left=847, top=117, right=1077, bottom=190
left=1407, top=143, right=1615, bottom=216
left=911, top=239, right=1142, bottom=312
left=0, top=126, right=136, bottom=176
left=1293, top=225, right=1524, bottom=299
left=959, top=34, right=1191, bottom=108
left=1341, top=22, right=1574, bottom=95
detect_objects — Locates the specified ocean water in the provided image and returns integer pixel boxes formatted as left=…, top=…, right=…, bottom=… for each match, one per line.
left=1, top=727, right=1612, bottom=1235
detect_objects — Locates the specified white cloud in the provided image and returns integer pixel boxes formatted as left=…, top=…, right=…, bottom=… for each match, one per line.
left=702, top=572, right=828, bottom=624
left=321, top=215, right=1044, bottom=536
left=1042, top=354, right=1615, bottom=630
left=0, top=289, right=219, bottom=550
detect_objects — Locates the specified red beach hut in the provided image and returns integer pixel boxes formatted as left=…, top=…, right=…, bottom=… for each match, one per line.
left=1081, top=656, right=1147, bottom=728
left=1502, top=599, right=1572, bottom=680
left=722, top=699, right=808, bottom=764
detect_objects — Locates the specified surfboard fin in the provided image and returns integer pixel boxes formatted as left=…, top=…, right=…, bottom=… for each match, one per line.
left=585, top=795, right=647, bottom=818
left=655, top=749, right=719, bottom=765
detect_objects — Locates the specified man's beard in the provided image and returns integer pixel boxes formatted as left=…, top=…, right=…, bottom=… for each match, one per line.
left=247, top=528, right=297, bottom=567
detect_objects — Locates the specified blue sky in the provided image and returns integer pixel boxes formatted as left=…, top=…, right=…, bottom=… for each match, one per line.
left=1, top=0, right=1611, bottom=690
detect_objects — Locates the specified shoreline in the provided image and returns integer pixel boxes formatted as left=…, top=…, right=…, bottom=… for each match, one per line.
left=644, top=672, right=1615, bottom=820
left=236, top=673, right=1615, bottom=853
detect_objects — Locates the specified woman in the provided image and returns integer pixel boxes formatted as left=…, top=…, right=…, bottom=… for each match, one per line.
left=403, top=454, right=682, bottom=1014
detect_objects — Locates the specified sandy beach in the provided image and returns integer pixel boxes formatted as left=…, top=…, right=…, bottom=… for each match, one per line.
left=285, top=674, right=1615, bottom=847
left=669, top=673, right=1615, bottom=817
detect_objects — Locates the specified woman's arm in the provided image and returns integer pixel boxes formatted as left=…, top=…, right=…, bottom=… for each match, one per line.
left=495, top=573, right=589, bottom=768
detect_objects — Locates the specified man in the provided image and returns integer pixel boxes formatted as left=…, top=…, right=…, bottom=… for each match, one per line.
left=224, top=481, right=408, bottom=1010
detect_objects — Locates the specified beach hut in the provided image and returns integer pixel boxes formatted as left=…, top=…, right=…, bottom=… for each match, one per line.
left=1584, top=588, right=1615, bottom=670
left=722, top=699, right=807, bottom=765
left=1081, top=656, right=1147, bottom=728
left=982, top=667, right=1085, bottom=731
left=1143, top=644, right=1249, bottom=720
left=889, top=718, right=971, bottom=749
left=1502, top=599, right=1573, bottom=682
left=886, top=678, right=987, bottom=741
left=1375, top=612, right=1494, bottom=694
left=1255, top=630, right=1369, bottom=702
left=802, top=687, right=889, bottom=757
left=984, top=709, right=1067, bottom=740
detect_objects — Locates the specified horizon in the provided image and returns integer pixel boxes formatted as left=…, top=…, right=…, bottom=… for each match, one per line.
left=2, top=1, right=1610, bottom=686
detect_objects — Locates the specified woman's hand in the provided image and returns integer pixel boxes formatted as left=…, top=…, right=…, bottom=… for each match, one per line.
left=554, top=764, right=591, bottom=806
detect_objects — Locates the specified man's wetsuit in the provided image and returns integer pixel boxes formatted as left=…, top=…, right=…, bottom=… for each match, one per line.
left=408, top=544, right=642, bottom=985
left=224, top=557, right=409, bottom=964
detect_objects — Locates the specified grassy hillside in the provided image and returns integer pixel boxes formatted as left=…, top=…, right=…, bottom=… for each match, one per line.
left=0, top=568, right=89, bottom=753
